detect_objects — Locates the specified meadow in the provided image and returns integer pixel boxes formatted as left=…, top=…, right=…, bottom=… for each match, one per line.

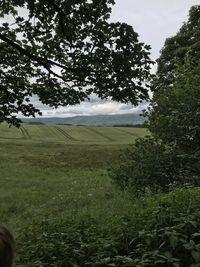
left=0, top=123, right=200, bottom=266
left=0, top=124, right=147, bottom=238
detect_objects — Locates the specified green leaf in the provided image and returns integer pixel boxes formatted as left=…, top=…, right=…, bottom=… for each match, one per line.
left=170, top=235, right=178, bottom=249
left=192, top=251, right=200, bottom=263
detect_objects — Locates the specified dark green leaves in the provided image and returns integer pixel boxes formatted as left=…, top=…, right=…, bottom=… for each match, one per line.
left=154, top=5, right=200, bottom=92
left=0, top=0, right=153, bottom=125
left=111, top=5, right=200, bottom=196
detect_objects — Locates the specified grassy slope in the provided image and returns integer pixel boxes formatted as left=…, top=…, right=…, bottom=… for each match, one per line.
left=21, top=113, right=145, bottom=125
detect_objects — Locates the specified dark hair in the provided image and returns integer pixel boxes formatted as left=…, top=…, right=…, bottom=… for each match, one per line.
left=0, top=226, right=15, bottom=267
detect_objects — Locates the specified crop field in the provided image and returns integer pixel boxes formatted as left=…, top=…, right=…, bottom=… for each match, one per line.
left=0, top=123, right=147, bottom=144
left=0, top=124, right=148, bottom=233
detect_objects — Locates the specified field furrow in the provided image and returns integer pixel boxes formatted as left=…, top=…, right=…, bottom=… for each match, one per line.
left=0, top=123, right=147, bottom=144
left=86, top=126, right=115, bottom=141
left=54, top=126, right=76, bottom=141
left=20, top=125, right=31, bottom=139
left=0, top=123, right=23, bottom=139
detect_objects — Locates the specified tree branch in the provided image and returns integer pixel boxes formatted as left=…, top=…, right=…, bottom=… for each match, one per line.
left=0, top=33, right=84, bottom=75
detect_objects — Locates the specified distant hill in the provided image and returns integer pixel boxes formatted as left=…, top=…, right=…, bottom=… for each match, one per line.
left=22, top=113, right=146, bottom=126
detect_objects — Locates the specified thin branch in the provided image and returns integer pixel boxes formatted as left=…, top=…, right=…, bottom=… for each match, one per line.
left=0, top=33, right=85, bottom=76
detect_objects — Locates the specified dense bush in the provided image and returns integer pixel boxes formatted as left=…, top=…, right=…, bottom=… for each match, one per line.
left=111, top=137, right=200, bottom=195
left=126, top=217, right=200, bottom=267
left=17, top=188, right=200, bottom=266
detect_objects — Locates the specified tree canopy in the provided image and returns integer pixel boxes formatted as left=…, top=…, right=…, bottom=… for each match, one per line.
left=148, top=60, right=200, bottom=153
left=153, top=5, right=200, bottom=92
left=0, top=0, right=153, bottom=125
left=146, top=5, right=200, bottom=183
left=111, top=5, right=200, bottom=194
left=149, top=5, right=200, bottom=149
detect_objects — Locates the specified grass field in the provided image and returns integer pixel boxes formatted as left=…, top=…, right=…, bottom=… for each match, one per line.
left=1, top=123, right=200, bottom=266
left=0, top=123, right=147, bottom=144
left=0, top=123, right=148, bottom=233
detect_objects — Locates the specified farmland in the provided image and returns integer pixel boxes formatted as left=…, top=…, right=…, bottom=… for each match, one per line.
left=0, top=123, right=147, bottom=144
left=1, top=123, right=200, bottom=266
left=0, top=124, right=147, bottom=235
left=0, top=123, right=152, bottom=265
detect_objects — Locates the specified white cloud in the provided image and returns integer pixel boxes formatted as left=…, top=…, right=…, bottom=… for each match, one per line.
left=32, top=96, right=147, bottom=118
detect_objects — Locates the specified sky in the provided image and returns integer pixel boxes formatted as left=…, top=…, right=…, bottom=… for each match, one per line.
left=30, top=1, right=200, bottom=117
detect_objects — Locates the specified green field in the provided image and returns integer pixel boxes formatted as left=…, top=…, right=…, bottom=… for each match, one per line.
left=0, top=123, right=147, bottom=144
left=0, top=124, right=149, bottom=264
left=1, top=123, right=200, bottom=266
left=0, top=123, right=147, bottom=231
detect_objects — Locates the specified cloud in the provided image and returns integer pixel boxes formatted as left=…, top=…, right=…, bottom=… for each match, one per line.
left=28, top=94, right=148, bottom=118
left=34, top=99, right=147, bottom=118
left=111, top=0, right=200, bottom=59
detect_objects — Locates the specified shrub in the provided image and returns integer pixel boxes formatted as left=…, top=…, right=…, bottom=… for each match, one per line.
left=110, top=137, right=178, bottom=195
left=111, top=136, right=200, bottom=195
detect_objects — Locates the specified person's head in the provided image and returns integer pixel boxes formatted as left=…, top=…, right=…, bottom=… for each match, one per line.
left=0, top=226, right=15, bottom=267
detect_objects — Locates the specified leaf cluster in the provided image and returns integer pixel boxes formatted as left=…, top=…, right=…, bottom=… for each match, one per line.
left=0, top=0, right=153, bottom=125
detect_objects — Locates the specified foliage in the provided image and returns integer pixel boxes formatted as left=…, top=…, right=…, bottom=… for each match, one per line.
left=148, top=6, right=200, bottom=187
left=147, top=60, right=200, bottom=152
left=145, top=60, right=200, bottom=185
left=1, top=128, right=200, bottom=266
left=111, top=5, right=200, bottom=194
left=153, top=5, right=200, bottom=91
left=148, top=5, right=200, bottom=153
left=126, top=217, right=200, bottom=267
left=110, top=137, right=197, bottom=194
left=0, top=0, right=153, bottom=126
left=17, top=188, right=200, bottom=266
left=145, top=44, right=200, bottom=189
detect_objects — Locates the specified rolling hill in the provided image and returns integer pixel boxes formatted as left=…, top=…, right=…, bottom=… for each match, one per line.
left=21, top=113, right=145, bottom=126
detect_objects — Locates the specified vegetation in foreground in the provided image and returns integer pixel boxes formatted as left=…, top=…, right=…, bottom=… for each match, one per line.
left=19, top=188, right=200, bottom=266
left=0, top=124, right=200, bottom=266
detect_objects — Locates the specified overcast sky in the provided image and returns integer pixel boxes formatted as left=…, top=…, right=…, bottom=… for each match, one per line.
left=33, top=0, right=200, bottom=117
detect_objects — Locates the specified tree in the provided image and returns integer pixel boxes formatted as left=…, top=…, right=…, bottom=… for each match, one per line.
left=112, top=61, right=200, bottom=194
left=111, top=5, right=200, bottom=194
left=147, top=60, right=200, bottom=153
left=0, top=0, right=153, bottom=126
left=153, top=5, right=200, bottom=91
left=148, top=5, right=200, bottom=151
left=147, top=60, right=200, bottom=184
